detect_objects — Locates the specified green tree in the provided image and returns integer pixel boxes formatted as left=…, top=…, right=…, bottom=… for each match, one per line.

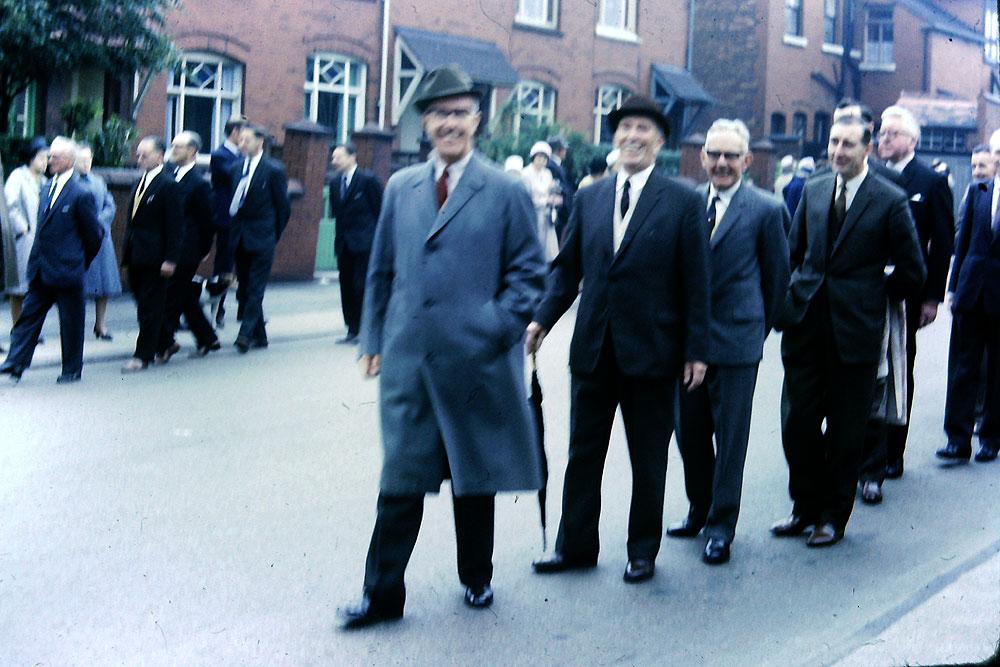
left=0, top=0, right=176, bottom=134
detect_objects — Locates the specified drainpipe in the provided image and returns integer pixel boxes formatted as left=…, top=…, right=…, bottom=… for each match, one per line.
left=686, top=0, right=696, bottom=71
left=378, top=0, right=392, bottom=129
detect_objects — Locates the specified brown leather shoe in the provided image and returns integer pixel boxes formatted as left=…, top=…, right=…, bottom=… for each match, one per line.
left=770, top=514, right=812, bottom=537
left=805, top=523, right=843, bottom=547
left=860, top=480, right=883, bottom=505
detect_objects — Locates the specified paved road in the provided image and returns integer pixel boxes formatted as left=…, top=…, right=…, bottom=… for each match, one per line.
left=0, top=283, right=997, bottom=665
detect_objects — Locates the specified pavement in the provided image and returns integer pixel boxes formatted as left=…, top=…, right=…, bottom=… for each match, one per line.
left=0, top=278, right=998, bottom=665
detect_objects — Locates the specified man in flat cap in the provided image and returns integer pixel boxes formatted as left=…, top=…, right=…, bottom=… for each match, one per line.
left=528, top=95, right=710, bottom=583
left=338, top=64, right=546, bottom=629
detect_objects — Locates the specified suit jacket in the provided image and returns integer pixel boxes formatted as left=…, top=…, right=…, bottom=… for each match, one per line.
left=329, top=168, right=382, bottom=255
left=229, top=155, right=290, bottom=255
left=174, top=167, right=215, bottom=268
left=813, top=157, right=906, bottom=188
left=122, top=169, right=182, bottom=268
left=949, top=180, right=1000, bottom=316
left=210, top=143, right=241, bottom=230
left=27, top=173, right=104, bottom=288
left=898, top=156, right=955, bottom=303
left=698, top=181, right=790, bottom=365
left=534, top=170, right=711, bottom=376
left=776, top=171, right=926, bottom=364
left=360, top=153, right=545, bottom=496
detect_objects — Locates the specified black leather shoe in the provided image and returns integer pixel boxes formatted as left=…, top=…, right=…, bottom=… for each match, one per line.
left=234, top=338, right=250, bottom=354
left=191, top=340, right=222, bottom=358
left=623, top=558, right=655, bottom=583
left=884, top=458, right=904, bottom=479
left=770, top=514, right=812, bottom=537
left=56, top=372, right=82, bottom=384
left=155, top=342, right=181, bottom=364
left=702, top=538, right=731, bottom=565
left=936, top=442, right=972, bottom=461
left=250, top=338, right=269, bottom=349
left=337, top=333, right=359, bottom=345
left=93, top=327, right=113, bottom=341
left=1, top=365, right=22, bottom=383
left=805, top=523, right=843, bottom=548
left=665, top=512, right=707, bottom=538
left=532, top=553, right=598, bottom=574
left=464, top=584, right=493, bottom=608
left=975, top=444, right=999, bottom=462
left=860, top=480, right=883, bottom=505
left=338, top=596, right=404, bottom=630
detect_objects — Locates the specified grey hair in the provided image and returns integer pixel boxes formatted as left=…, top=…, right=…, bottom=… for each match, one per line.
left=881, top=105, right=921, bottom=143
left=49, top=136, right=78, bottom=160
left=705, top=118, right=751, bottom=153
left=989, top=128, right=1000, bottom=153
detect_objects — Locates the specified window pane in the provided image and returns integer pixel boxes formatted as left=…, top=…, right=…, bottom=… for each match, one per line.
left=317, top=90, right=343, bottom=138
left=349, top=63, right=362, bottom=87
left=601, top=0, right=625, bottom=28
left=520, top=0, right=544, bottom=21
left=183, top=96, right=214, bottom=146
left=221, top=64, right=239, bottom=93
left=347, top=95, right=359, bottom=138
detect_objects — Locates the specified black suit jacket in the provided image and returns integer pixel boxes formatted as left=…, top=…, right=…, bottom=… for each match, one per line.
left=174, top=167, right=215, bottom=268
left=898, top=156, right=954, bottom=303
left=122, top=169, right=182, bottom=268
left=949, top=180, right=1000, bottom=316
left=230, top=155, right=291, bottom=255
left=210, top=143, right=241, bottom=230
left=534, top=170, right=711, bottom=376
left=328, top=168, right=382, bottom=255
left=776, top=171, right=926, bottom=364
left=27, top=174, right=103, bottom=288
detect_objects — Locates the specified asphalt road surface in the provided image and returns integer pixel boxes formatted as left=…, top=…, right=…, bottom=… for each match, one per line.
left=1, top=301, right=997, bottom=665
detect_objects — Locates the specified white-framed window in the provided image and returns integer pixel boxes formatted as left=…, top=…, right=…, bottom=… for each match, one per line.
left=304, top=53, right=366, bottom=144
left=597, top=0, right=638, bottom=41
left=865, top=5, right=894, bottom=65
left=792, top=112, right=807, bottom=138
left=785, top=0, right=803, bottom=37
left=516, top=0, right=558, bottom=29
left=594, top=84, right=629, bottom=144
left=824, top=0, right=838, bottom=44
left=513, top=81, right=556, bottom=136
left=985, top=1, right=999, bottom=63
left=166, top=53, right=243, bottom=153
left=392, top=40, right=423, bottom=125
left=919, top=127, right=966, bottom=153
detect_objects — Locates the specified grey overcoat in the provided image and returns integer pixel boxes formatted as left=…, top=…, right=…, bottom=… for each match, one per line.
left=360, top=153, right=546, bottom=496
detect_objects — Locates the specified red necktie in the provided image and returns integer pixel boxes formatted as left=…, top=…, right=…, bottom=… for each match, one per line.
left=436, top=167, right=449, bottom=210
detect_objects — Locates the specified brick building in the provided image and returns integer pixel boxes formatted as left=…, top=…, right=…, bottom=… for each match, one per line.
left=691, top=0, right=1000, bottom=160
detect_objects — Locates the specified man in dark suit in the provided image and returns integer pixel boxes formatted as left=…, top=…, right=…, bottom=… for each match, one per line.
left=207, top=115, right=247, bottom=329
left=529, top=96, right=710, bottom=583
left=229, top=125, right=290, bottom=353
left=546, top=134, right=573, bottom=241
left=120, top=136, right=182, bottom=373
left=1, top=137, right=103, bottom=384
left=938, top=134, right=1000, bottom=464
left=666, top=119, right=790, bottom=565
left=772, top=116, right=925, bottom=547
left=156, top=131, right=220, bottom=360
left=328, top=142, right=382, bottom=344
left=339, top=65, right=545, bottom=629
left=876, top=105, right=955, bottom=478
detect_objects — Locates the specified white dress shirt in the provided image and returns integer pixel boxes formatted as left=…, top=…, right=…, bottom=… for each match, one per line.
left=836, top=162, right=869, bottom=211
left=707, top=179, right=741, bottom=237
left=613, top=163, right=655, bottom=252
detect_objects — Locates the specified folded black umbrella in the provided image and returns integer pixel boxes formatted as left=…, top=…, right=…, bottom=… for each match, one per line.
left=530, top=352, right=549, bottom=551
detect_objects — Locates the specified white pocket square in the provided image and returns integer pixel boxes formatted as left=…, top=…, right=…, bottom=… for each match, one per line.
left=147, top=195, right=155, bottom=202
left=909, top=193, right=923, bottom=202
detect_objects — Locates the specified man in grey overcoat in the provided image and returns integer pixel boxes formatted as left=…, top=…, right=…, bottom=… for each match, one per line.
left=339, top=65, right=546, bottom=629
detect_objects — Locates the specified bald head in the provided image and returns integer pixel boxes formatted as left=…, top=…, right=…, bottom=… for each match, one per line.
left=48, top=136, right=78, bottom=175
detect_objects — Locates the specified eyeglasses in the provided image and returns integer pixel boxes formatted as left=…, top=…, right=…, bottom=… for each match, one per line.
left=877, top=129, right=908, bottom=141
left=425, top=107, right=477, bottom=120
left=705, top=150, right=744, bottom=161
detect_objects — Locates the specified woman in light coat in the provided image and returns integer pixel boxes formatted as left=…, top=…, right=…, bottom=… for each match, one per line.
left=77, top=143, right=121, bottom=340
left=3, top=137, right=48, bottom=324
left=521, top=141, right=559, bottom=261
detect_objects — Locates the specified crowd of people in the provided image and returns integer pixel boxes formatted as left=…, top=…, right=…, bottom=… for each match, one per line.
left=0, top=117, right=290, bottom=382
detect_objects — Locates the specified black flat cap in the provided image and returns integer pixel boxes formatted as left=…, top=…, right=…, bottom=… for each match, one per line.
left=413, top=64, right=481, bottom=112
left=607, top=95, right=670, bottom=139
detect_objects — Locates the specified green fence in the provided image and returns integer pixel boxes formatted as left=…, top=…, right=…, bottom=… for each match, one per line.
left=315, top=184, right=337, bottom=272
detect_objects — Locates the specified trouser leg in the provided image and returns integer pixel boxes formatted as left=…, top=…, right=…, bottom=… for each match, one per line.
left=236, top=249, right=273, bottom=343
left=675, top=376, right=715, bottom=519
left=2, top=281, right=54, bottom=372
left=129, top=265, right=168, bottom=363
left=362, top=493, right=424, bottom=611
left=944, top=309, right=986, bottom=449
left=54, top=284, right=85, bottom=375
left=977, top=310, right=1000, bottom=448
left=780, top=356, right=827, bottom=522
left=452, top=493, right=495, bottom=587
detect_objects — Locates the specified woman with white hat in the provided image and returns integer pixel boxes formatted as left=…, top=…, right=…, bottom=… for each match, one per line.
left=521, top=141, right=559, bottom=260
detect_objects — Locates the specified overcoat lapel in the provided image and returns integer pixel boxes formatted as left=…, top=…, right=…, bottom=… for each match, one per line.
left=613, top=173, right=663, bottom=263
left=427, top=155, right=485, bottom=241
left=807, top=176, right=836, bottom=263
left=831, top=173, right=874, bottom=257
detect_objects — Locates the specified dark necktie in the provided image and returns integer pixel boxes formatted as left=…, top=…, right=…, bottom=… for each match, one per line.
left=436, top=167, right=449, bottom=210
left=707, top=195, right=720, bottom=235
left=340, top=174, right=348, bottom=200
left=620, top=178, right=631, bottom=219
left=829, top=180, right=847, bottom=248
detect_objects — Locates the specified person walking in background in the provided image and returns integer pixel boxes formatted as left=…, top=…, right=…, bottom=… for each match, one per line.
left=156, top=131, right=220, bottom=361
left=774, top=154, right=795, bottom=196
left=120, top=136, right=181, bottom=373
left=229, top=125, right=290, bottom=354
left=0, top=137, right=103, bottom=384
left=577, top=155, right=608, bottom=190
left=328, top=142, right=382, bottom=345
left=781, top=156, right=813, bottom=219
left=77, top=142, right=121, bottom=341
left=338, top=65, right=545, bottom=629
left=207, top=115, right=247, bottom=329
left=4, top=137, right=48, bottom=326
left=546, top=134, right=573, bottom=242
left=521, top=141, right=559, bottom=261
left=1, top=152, right=18, bottom=352
left=666, top=119, right=790, bottom=566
